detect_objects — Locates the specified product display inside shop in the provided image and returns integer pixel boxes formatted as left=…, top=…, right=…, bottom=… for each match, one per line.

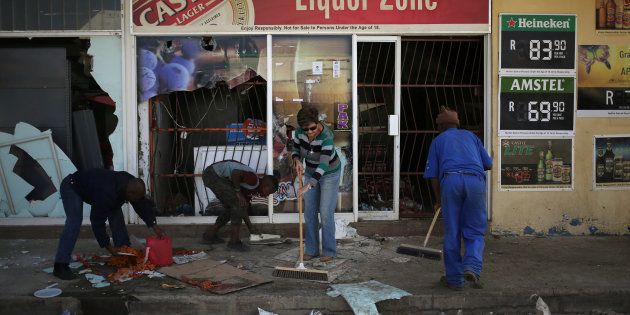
left=272, top=36, right=353, bottom=214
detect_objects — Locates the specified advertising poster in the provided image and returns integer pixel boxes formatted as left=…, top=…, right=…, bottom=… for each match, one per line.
left=577, top=44, right=630, bottom=117
left=132, top=0, right=490, bottom=33
left=499, top=138, right=573, bottom=191
left=136, top=36, right=266, bottom=101
left=499, top=76, right=575, bottom=136
left=594, top=0, right=630, bottom=33
left=499, top=14, right=576, bottom=75
left=593, top=135, right=630, bottom=190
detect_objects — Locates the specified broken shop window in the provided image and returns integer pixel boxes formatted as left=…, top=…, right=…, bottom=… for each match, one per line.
left=0, top=37, right=122, bottom=218
left=137, top=36, right=269, bottom=217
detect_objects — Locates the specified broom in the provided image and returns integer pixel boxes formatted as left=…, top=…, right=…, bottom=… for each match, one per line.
left=396, top=206, right=443, bottom=260
left=273, top=172, right=329, bottom=281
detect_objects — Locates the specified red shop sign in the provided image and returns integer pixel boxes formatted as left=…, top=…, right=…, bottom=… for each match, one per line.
left=132, top=0, right=489, bottom=33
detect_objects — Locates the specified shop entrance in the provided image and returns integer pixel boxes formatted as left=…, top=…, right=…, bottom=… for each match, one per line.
left=357, top=36, right=486, bottom=219
left=356, top=37, right=400, bottom=221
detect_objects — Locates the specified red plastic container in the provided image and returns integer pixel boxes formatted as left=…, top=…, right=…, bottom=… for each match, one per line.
left=145, top=235, right=173, bottom=266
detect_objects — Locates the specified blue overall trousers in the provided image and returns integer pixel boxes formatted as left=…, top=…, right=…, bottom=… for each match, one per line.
left=441, top=171, right=487, bottom=286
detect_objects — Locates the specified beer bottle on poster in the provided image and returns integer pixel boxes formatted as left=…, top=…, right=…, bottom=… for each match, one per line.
left=596, top=148, right=606, bottom=180
left=604, top=138, right=615, bottom=181
left=599, top=0, right=608, bottom=28
left=537, top=151, right=545, bottom=183
left=614, top=156, right=624, bottom=180
left=607, top=0, right=617, bottom=28
left=616, top=0, right=624, bottom=28
left=624, top=0, right=630, bottom=29
left=545, top=141, right=554, bottom=181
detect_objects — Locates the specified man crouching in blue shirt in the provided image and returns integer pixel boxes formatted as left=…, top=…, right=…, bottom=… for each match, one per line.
left=423, top=106, right=492, bottom=291
left=52, top=168, right=165, bottom=280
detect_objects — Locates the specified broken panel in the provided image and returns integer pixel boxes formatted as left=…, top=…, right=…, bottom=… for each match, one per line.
left=139, top=36, right=269, bottom=217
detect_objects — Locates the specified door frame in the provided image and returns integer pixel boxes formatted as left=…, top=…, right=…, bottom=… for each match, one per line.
left=355, top=35, right=401, bottom=221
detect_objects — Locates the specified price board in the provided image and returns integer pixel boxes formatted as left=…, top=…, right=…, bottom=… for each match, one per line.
left=500, top=14, right=576, bottom=75
left=499, top=76, right=575, bottom=136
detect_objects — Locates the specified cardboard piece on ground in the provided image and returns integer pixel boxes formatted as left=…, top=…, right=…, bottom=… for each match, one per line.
left=160, top=258, right=271, bottom=294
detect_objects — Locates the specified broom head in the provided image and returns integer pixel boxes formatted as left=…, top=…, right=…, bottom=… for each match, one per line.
left=272, top=266, right=329, bottom=282
left=396, top=244, right=443, bottom=260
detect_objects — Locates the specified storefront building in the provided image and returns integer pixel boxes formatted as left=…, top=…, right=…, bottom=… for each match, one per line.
left=129, top=0, right=491, bottom=226
left=2, top=1, right=626, bottom=236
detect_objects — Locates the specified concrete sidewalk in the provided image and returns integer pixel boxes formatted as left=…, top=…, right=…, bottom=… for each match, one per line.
left=1, top=235, right=629, bottom=314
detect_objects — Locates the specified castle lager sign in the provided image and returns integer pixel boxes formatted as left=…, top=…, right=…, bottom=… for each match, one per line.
left=132, top=0, right=490, bottom=33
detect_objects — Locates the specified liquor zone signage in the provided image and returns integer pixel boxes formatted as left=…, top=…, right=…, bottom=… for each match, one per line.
left=499, top=137, right=573, bottom=191
left=499, top=76, right=576, bottom=136
left=131, top=0, right=490, bottom=33
left=499, top=14, right=576, bottom=75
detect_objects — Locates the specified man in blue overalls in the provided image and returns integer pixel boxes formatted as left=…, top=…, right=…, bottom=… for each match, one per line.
left=424, top=106, right=492, bottom=290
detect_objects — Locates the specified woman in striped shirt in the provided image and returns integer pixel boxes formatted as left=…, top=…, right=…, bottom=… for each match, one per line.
left=292, top=106, right=342, bottom=262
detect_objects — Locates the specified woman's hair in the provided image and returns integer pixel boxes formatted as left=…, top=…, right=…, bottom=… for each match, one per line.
left=297, top=106, right=320, bottom=127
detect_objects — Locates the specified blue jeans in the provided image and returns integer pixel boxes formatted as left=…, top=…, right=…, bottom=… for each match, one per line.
left=303, top=170, right=341, bottom=257
left=440, top=172, right=487, bottom=286
left=54, top=176, right=130, bottom=263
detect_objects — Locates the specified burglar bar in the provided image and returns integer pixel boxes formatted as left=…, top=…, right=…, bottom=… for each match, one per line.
left=148, top=76, right=268, bottom=217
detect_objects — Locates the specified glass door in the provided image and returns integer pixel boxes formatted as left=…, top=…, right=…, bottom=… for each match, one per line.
left=356, top=37, right=400, bottom=220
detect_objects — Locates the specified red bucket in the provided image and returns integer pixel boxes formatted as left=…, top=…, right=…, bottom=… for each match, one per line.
left=145, top=235, right=173, bottom=266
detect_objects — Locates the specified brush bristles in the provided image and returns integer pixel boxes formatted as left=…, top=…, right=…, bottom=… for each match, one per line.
left=273, top=267, right=329, bottom=282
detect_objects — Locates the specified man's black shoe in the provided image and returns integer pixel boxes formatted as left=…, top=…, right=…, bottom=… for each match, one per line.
left=464, top=270, right=484, bottom=289
left=53, top=262, right=76, bottom=280
left=440, top=276, right=463, bottom=291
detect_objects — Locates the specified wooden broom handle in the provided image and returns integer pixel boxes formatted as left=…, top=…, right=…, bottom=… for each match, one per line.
left=423, top=207, right=441, bottom=247
left=298, top=172, right=304, bottom=263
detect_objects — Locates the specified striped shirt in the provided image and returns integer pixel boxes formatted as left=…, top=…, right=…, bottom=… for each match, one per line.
left=292, top=123, right=341, bottom=187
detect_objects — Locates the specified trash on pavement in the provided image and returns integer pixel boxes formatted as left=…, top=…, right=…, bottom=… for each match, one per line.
left=257, top=308, right=278, bottom=315
left=390, top=257, right=410, bottom=263
left=531, top=294, right=551, bottom=315
left=85, top=273, right=110, bottom=288
left=34, top=283, right=62, bottom=298
left=160, top=258, right=272, bottom=294
left=173, top=251, right=209, bottom=264
left=327, top=280, right=411, bottom=315
left=68, top=261, right=83, bottom=269
left=160, top=283, right=186, bottom=289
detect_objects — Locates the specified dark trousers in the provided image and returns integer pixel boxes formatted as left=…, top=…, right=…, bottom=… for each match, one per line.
left=54, top=176, right=130, bottom=263
left=202, top=166, right=245, bottom=226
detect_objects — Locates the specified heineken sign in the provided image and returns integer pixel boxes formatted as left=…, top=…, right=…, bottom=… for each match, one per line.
left=499, top=76, right=576, bottom=136
left=500, top=14, right=576, bottom=75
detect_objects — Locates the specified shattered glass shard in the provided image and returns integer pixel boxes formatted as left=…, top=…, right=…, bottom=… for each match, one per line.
left=9, top=145, right=57, bottom=201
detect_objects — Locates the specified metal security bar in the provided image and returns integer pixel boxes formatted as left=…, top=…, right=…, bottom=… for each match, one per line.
left=0, top=0, right=121, bottom=31
left=357, top=41, right=396, bottom=213
left=399, top=37, right=484, bottom=218
left=148, top=80, right=267, bottom=217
